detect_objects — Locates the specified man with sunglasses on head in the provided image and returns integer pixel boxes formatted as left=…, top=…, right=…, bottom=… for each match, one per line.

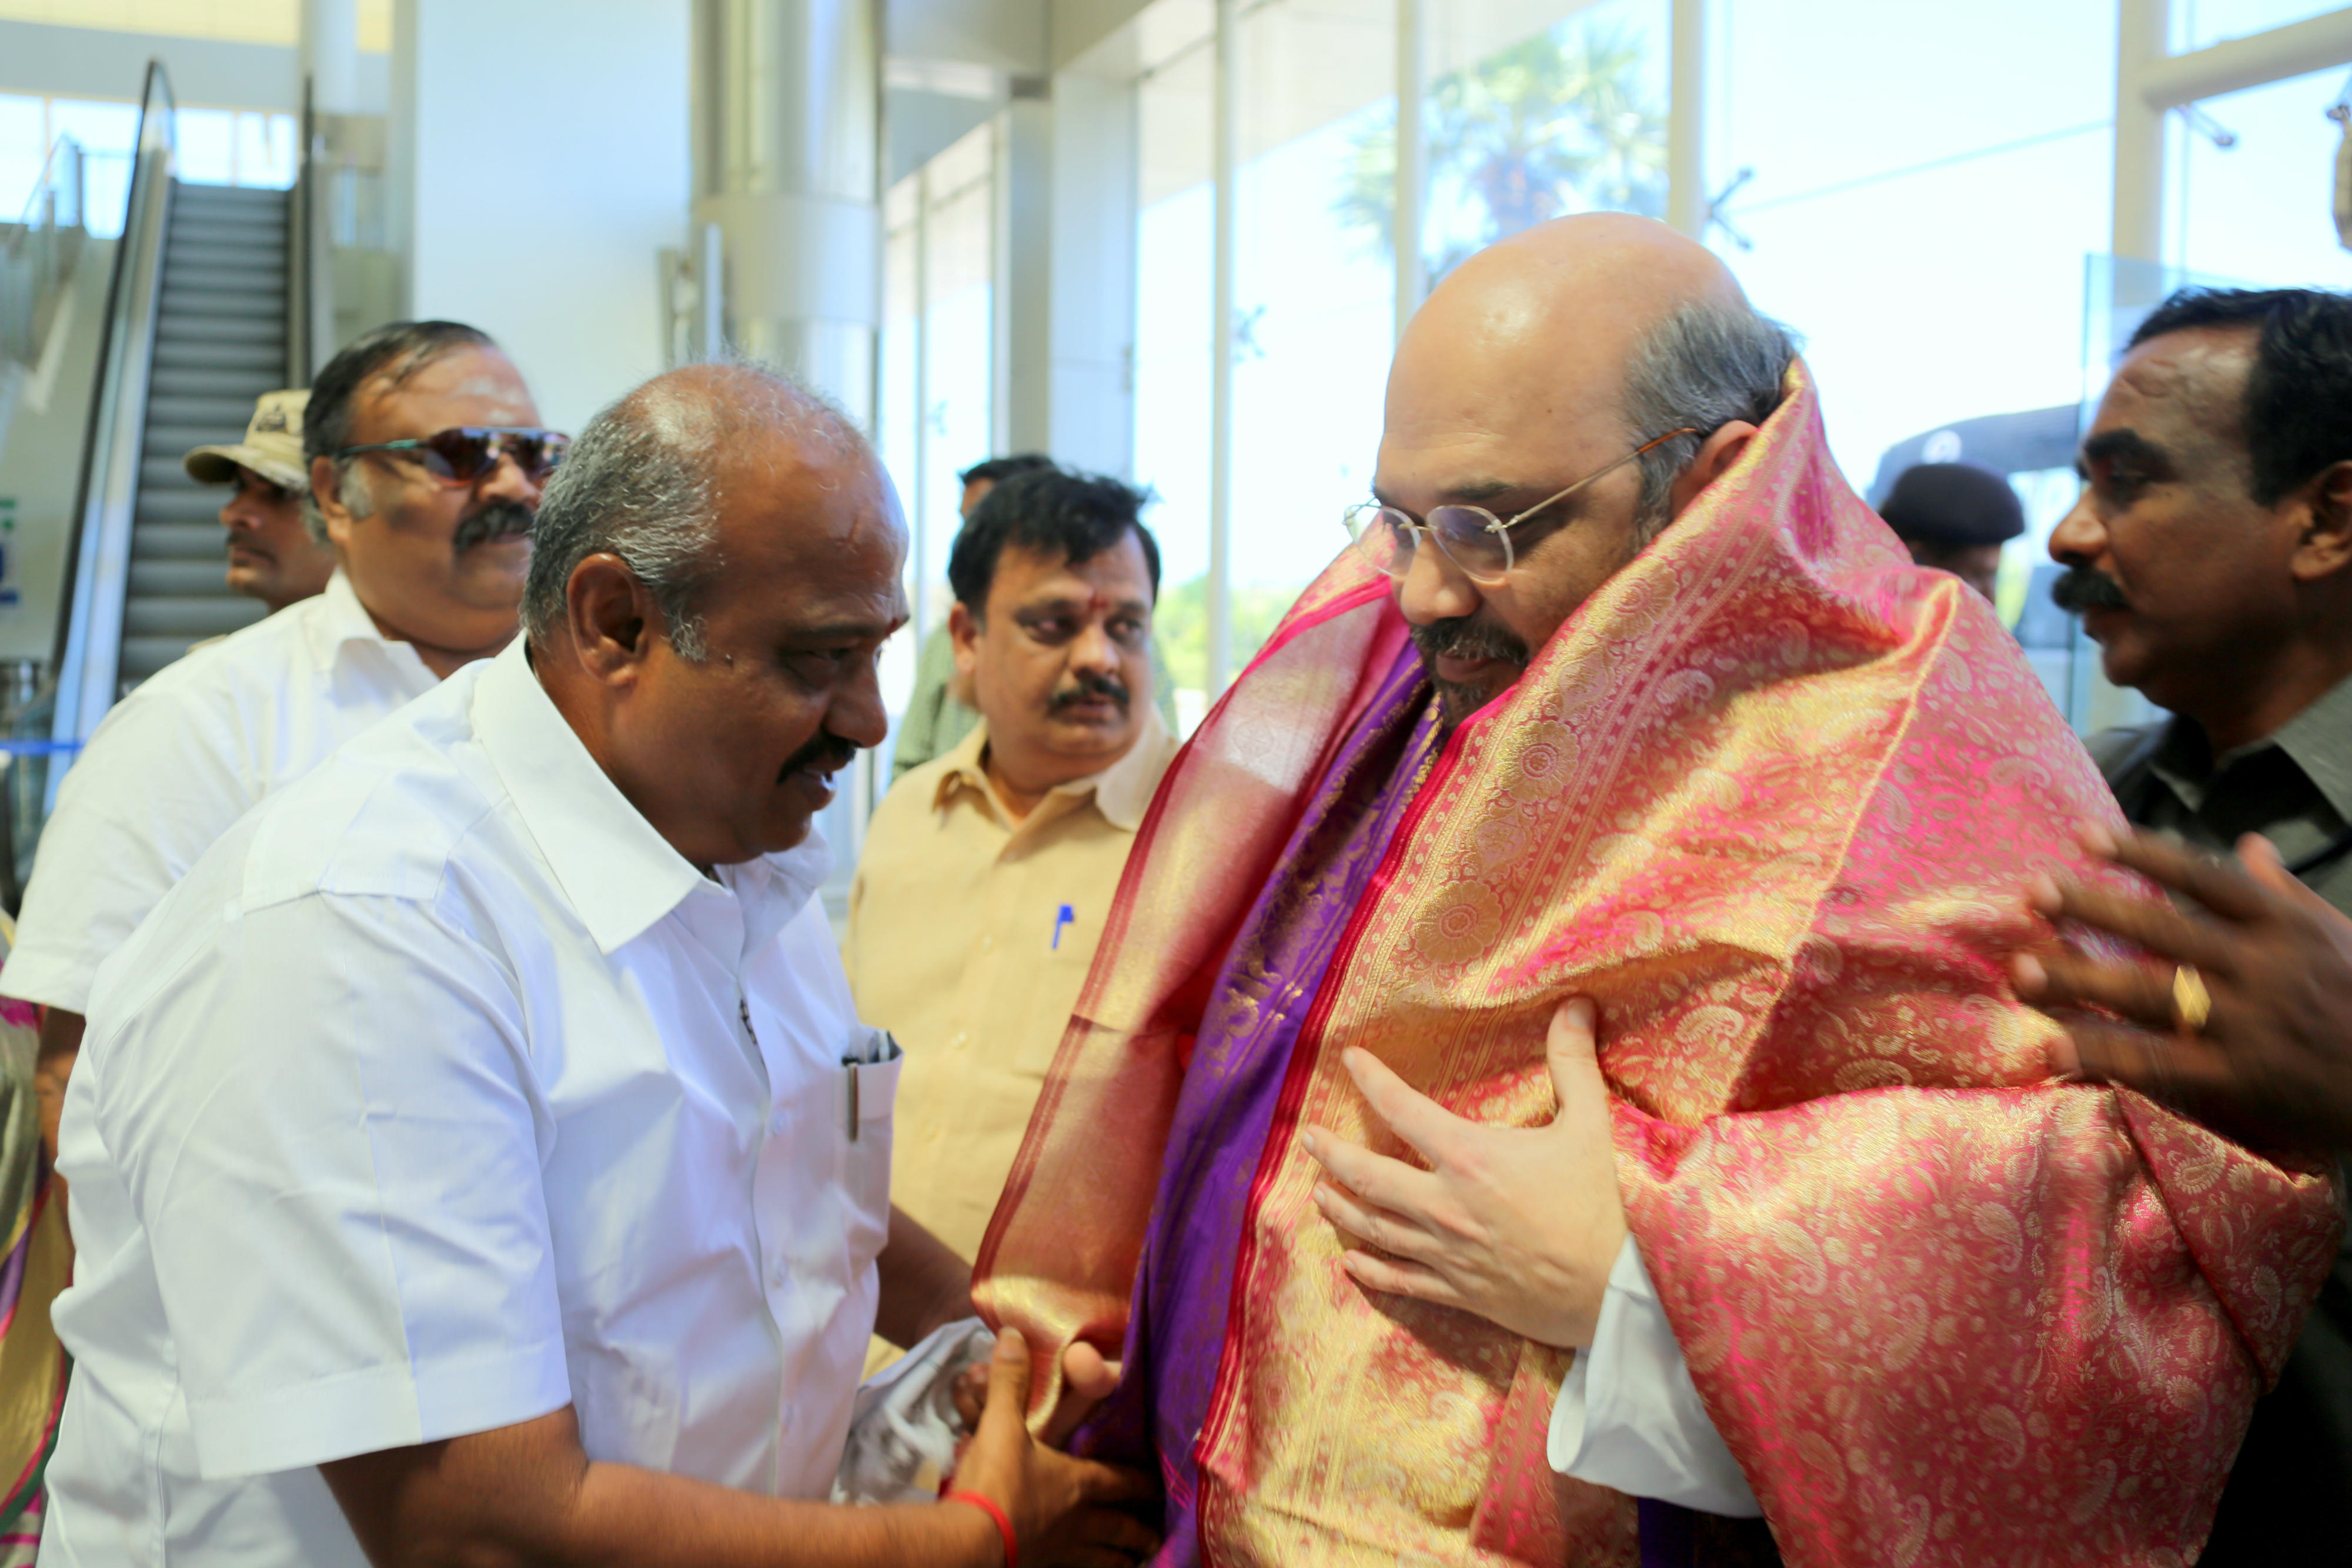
left=5, top=319, right=560, bottom=1173
left=975, top=215, right=2336, bottom=1566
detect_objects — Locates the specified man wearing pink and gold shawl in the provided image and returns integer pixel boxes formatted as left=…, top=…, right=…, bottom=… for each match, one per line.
left=973, top=216, right=2340, bottom=1566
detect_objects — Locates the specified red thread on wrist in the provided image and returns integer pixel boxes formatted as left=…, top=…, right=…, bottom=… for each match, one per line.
left=943, top=1489, right=1017, bottom=1568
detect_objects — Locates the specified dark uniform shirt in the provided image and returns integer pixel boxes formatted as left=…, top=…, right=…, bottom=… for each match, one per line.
left=2090, top=670, right=2352, bottom=1568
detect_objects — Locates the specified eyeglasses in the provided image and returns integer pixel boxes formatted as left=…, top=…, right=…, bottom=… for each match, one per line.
left=333, top=426, right=571, bottom=485
left=1342, top=427, right=1700, bottom=586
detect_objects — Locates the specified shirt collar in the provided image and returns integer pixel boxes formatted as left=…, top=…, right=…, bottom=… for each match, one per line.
left=2269, top=668, right=2352, bottom=824
left=2150, top=668, right=2352, bottom=825
left=300, top=570, right=391, bottom=667
left=930, top=706, right=1177, bottom=833
left=470, top=641, right=831, bottom=955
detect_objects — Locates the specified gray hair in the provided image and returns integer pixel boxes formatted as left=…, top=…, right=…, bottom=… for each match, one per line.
left=521, top=360, right=868, bottom=660
left=304, top=456, right=375, bottom=541
left=1621, top=300, right=1800, bottom=541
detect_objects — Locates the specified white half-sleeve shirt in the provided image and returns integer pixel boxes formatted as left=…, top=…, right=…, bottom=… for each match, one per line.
left=41, top=641, right=897, bottom=1568
left=2, top=570, right=436, bottom=1014
left=1549, top=1235, right=1762, bottom=1517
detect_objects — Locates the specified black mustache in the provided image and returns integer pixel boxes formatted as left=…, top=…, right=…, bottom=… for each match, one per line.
left=2050, top=564, right=2129, bottom=613
left=1409, top=615, right=1529, bottom=668
left=1050, top=671, right=1130, bottom=712
left=779, top=731, right=857, bottom=782
left=452, top=500, right=536, bottom=552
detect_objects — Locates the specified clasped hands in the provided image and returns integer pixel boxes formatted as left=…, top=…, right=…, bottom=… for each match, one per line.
left=1301, top=997, right=1628, bottom=1350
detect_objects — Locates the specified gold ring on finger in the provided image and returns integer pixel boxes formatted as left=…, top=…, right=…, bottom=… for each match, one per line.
left=2172, top=964, right=2212, bottom=1034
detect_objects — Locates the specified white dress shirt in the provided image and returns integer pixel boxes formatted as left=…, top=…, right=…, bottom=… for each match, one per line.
left=1550, top=1235, right=1762, bottom=1517
left=3, top=570, right=436, bottom=1014
left=41, top=641, right=898, bottom=1568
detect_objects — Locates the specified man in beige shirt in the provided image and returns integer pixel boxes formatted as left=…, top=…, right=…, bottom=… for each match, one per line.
left=846, top=467, right=1178, bottom=1261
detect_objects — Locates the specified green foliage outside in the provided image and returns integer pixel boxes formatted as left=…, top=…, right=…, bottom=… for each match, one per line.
left=1335, top=18, right=1668, bottom=284
left=1154, top=573, right=1309, bottom=697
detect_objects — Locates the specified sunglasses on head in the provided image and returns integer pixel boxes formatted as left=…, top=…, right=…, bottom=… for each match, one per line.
left=333, top=426, right=571, bottom=484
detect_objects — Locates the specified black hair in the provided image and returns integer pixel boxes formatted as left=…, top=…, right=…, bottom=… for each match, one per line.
left=303, top=319, right=499, bottom=465
left=947, top=467, right=1160, bottom=614
left=2127, top=286, right=2352, bottom=506
left=956, top=453, right=1055, bottom=489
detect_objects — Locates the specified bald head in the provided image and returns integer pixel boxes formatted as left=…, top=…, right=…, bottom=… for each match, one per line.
left=1387, top=215, right=1751, bottom=496
left=1371, top=215, right=1792, bottom=728
left=524, top=361, right=880, bottom=652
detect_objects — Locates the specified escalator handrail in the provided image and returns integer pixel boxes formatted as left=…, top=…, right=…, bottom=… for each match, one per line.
left=49, top=60, right=176, bottom=793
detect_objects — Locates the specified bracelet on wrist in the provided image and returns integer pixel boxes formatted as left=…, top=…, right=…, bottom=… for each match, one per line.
left=942, top=1488, right=1017, bottom=1568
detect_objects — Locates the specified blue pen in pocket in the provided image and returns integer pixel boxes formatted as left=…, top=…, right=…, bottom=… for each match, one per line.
left=1050, top=903, right=1075, bottom=951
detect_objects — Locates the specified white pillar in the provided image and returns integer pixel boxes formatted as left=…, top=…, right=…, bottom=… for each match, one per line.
left=690, top=0, right=882, bottom=423
left=303, top=0, right=363, bottom=115
left=1666, top=0, right=1706, bottom=238
left=1208, top=0, right=1238, bottom=696
left=2112, top=0, right=2169, bottom=266
left=1394, top=0, right=1425, bottom=340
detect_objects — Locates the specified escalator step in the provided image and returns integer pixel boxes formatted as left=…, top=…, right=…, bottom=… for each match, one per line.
left=121, top=637, right=209, bottom=683
left=147, top=367, right=284, bottom=399
left=153, top=317, right=283, bottom=346
left=130, top=560, right=238, bottom=597
left=135, top=522, right=231, bottom=557
left=165, top=240, right=286, bottom=267
left=159, top=289, right=285, bottom=322
left=136, top=495, right=229, bottom=528
left=146, top=394, right=264, bottom=426
left=123, top=597, right=269, bottom=639
left=152, top=339, right=288, bottom=372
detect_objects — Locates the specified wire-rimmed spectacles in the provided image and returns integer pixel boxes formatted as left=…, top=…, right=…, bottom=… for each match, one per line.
left=1342, top=427, right=1699, bottom=586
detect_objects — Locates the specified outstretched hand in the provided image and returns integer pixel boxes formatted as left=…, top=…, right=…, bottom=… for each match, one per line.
left=1301, top=997, right=1625, bottom=1349
left=2012, top=824, right=2352, bottom=1154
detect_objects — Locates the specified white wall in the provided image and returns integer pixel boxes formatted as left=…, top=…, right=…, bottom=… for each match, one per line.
left=393, top=0, right=689, bottom=436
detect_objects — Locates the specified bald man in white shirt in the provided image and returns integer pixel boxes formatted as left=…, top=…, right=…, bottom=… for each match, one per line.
left=39, top=363, right=1151, bottom=1568
left=6, top=319, right=557, bottom=1165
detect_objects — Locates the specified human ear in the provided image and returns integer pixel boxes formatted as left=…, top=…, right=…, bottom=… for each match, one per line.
left=564, top=553, right=656, bottom=685
left=1665, top=422, right=1758, bottom=519
left=310, top=456, right=358, bottom=549
left=2288, top=460, right=2352, bottom=584
left=948, top=600, right=981, bottom=680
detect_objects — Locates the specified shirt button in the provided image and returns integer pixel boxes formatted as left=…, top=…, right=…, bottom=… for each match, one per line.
left=953, top=1032, right=968, bottom=1049
left=980, top=934, right=994, bottom=952
left=770, top=1111, right=786, bottom=1135
left=771, top=1259, right=788, bottom=1288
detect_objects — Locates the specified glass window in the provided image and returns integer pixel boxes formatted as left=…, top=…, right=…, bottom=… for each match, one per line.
left=1227, top=0, right=1398, bottom=688
left=1422, top=0, right=1671, bottom=272
left=1708, top=0, right=2117, bottom=493
left=0, top=95, right=44, bottom=221
left=2173, top=65, right=2352, bottom=290
left=1131, top=8, right=1218, bottom=717
left=48, top=99, right=140, bottom=239
left=878, top=174, right=924, bottom=720
left=234, top=111, right=298, bottom=189
left=919, top=122, right=998, bottom=564
left=2176, top=0, right=2344, bottom=51
left=176, top=107, right=236, bottom=185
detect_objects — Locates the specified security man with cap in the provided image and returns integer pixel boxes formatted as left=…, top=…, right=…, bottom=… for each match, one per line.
left=182, top=389, right=338, bottom=614
left=1878, top=460, right=2026, bottom=601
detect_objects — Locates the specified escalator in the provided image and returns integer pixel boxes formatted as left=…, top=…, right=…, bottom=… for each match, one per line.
left=125, top=183, right=287, bottom=680
left=51, top=62, right=312, bottom=785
